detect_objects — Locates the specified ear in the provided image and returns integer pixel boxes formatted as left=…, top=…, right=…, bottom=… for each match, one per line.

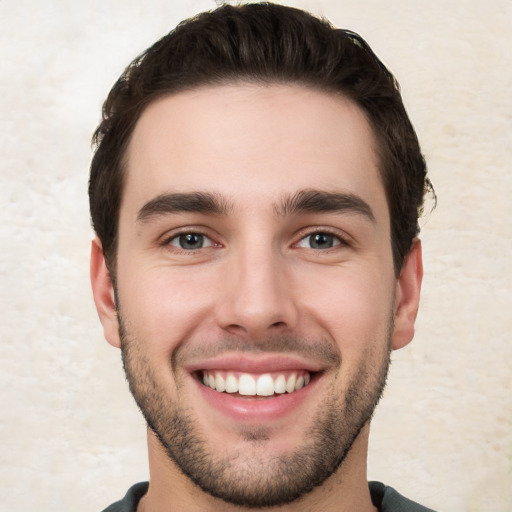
left=391, top=238, right=423, bottom=351
left=90, top=238, right=121, bottom=348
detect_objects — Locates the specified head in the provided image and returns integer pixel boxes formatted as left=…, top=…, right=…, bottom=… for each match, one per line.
left=89, top=2, right=430, bottom=280
left=90, top=3, right=429, bottom=509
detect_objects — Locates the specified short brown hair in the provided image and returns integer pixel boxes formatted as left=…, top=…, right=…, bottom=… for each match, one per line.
left=89, top=2, right=431, bottom=275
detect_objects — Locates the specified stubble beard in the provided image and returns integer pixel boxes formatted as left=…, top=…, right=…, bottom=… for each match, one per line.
left=119, top=315, right=391, bottom=508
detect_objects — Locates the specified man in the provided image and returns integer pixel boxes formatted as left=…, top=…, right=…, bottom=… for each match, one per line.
left=89, top=3, right=435, bottom=511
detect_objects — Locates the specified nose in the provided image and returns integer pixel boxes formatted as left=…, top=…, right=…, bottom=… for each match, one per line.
left=215, top=244, right=299, bottom=340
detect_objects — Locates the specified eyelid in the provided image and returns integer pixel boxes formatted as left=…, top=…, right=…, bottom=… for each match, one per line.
left=168, top=233, right=214, bottom=249
left=293, top=227, right=352, bottom=249
left=160, top=227, right=222, bottom=251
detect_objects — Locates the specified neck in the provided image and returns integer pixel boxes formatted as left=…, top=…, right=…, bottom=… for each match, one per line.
left=140, top=425, right=377, bottom=512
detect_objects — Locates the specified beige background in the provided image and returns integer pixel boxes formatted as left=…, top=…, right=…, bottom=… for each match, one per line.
left=1, top=1, right=511, bottom=511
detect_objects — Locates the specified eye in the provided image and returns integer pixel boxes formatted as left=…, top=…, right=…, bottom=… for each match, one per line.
left=168, top=233, right=214, bottom=250
left=296, top=232, right=342, bottom=250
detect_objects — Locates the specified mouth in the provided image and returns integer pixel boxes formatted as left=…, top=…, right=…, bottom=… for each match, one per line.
left=187, top=355, right=324, bottom=421
left=199, top=370, right=312, bottom=397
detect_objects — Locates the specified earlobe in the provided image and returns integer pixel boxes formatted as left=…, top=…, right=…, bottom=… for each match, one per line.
left=391, top=239, right=423, bottom=351
left=90, top=238, right=121, bottom=348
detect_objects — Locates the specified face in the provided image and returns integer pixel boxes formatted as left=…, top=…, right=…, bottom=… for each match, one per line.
left=92, top=84, right=422, bottom=508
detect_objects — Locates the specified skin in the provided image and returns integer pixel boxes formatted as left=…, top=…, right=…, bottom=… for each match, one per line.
left=91, top=84, right=423, bottom=512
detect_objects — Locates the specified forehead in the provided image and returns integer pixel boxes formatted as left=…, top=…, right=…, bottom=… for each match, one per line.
left=122, top=83, right=386, bottom=219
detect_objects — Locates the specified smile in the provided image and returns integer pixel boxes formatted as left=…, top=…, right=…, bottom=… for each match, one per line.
left=201, top=370, right=311, bottom=396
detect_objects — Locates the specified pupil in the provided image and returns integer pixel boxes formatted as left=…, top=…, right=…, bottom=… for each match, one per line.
left=180, top=233, right=203, bottom=249
left=311, top=233, right=332, bottom=249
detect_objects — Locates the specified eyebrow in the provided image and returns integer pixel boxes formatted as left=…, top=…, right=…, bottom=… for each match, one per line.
left=276, top=189, right=376, bottom=222
left=137, top=192, right=232, bottom=222
left=136, top=188, right=375, bottom=223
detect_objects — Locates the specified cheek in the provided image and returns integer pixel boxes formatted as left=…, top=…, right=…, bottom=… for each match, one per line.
left=297, top=264, right=395, bottom=352
left=117, top=265, right=218, bottom=357
left=308, top=272, right=393, bottom=392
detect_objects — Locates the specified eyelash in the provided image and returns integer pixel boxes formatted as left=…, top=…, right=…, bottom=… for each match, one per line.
left=162, top=230, right=219, bottom=252
left=161, top=227, right=350, bottom=253
left=294, top=228, right=350, bottom=251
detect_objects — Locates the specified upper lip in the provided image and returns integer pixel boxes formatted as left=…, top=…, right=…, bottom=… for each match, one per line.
left=184, top=353, right=326, bottom=374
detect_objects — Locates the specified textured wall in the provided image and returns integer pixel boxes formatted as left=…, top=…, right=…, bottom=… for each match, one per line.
left=1, top=1, right=510, bottom=511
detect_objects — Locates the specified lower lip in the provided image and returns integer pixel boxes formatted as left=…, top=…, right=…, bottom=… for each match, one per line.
left=195, top=376, right=317, bottom=422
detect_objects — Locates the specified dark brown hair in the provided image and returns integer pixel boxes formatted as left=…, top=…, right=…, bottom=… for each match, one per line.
left=89, top=2, right=431, bottom=275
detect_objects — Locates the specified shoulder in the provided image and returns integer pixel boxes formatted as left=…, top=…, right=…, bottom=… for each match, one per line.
left=101, top=482, right=149, bottom=512
left=369, top=481, right=438, bottom=512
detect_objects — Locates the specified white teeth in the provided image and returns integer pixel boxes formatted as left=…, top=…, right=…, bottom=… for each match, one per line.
left=285, top=374, right=296, bottom=393
left=274, top=374, right=286, bottom=394
left=239, top=374, right=256, bottom=395
left=225, top=374, right=238, bottom=393
left=256, top=374, right=275, bottom=396
left=202, top=371, right=312, bottom=396
left=215, top=373, right=226, bottom=392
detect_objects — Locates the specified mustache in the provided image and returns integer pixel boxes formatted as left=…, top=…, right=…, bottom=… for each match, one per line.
left=171, top=334, right=342, bottom=369
left=117, top=312, right=341, bottom=369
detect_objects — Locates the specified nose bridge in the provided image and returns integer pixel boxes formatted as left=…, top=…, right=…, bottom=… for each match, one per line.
left=218, top=235, right=297, bottom=337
